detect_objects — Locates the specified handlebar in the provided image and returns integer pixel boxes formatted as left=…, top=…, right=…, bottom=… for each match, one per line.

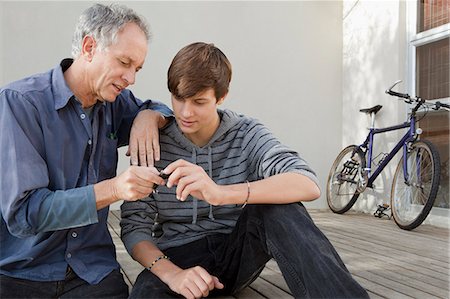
left=435, top=101, right=450, bottom=110
left=385, top=80, right=449, bottom=111
left=385, top=80, right=412, bottom=102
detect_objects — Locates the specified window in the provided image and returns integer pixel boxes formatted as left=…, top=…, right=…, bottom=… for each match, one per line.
left=418, top=0, right=449, bottom=32
left=408, top=0, right=449, bottom=214
left=416, top=38, right=449, bottom=100
left=417, top=111, right=449, bottom=209
left=415, top=0, right=450, bottom=101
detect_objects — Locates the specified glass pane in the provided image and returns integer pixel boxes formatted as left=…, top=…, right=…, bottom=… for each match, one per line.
left=416, top=38, right=449, bottom=100
left=418, top=0, right=450, bottom=32
left=418, top=110, right=449, bottom=209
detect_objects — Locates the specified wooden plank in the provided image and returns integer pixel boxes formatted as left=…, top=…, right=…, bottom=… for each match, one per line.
left=323, top=229, right=449, bottom=278
left=314, top=215, right=449, bottom=270
left=108, top=209, right=450, bottom=299
left=338, top=251, right=448, bottom=297
left=248, top=277, right=293, bottom=299
left=234, top=287, right=266, bottom=299
left=351, top=275, right=414, bottom=299
left=310, top=210, right=450, bottom=299
left=311, top=213, right=449, bottom=259
left=258, top=267, right=290, bottom=294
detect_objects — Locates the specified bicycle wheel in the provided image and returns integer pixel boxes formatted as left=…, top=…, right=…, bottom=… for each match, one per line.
left=327, top=145, right=367, bottom=214
left=391, top=140, right=440, bottom=230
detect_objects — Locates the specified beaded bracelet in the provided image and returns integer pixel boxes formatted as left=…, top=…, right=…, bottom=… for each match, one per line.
left=145, top=255, right=170, bottom=271
left=241, top=180, right=251, bottom=209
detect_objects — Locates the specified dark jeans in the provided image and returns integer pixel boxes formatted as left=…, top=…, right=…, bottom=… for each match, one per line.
left=0, top=268, right=128, bottom=299
left=130, top=203, right=369, bottom=299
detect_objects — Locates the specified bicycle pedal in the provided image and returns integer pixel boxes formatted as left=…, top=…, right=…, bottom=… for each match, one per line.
left=374, top=204, right=391, bottom=219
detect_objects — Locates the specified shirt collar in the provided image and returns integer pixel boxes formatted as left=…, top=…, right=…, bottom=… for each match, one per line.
left=53, top=58, right=76, bottom=110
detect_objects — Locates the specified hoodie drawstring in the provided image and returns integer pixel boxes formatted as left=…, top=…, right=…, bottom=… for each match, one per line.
left=190, top=146, right=215, bottom=224
left=191, top=148, right=198, bottom=224
left=208, top=146, right=215, bottom=220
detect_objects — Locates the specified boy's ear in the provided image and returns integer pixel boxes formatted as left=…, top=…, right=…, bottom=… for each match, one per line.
left=217, top=93, right=228, bottom=105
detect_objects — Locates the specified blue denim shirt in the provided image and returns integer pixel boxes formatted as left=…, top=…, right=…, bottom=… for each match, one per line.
left=0, top=59, right=172, bottom=284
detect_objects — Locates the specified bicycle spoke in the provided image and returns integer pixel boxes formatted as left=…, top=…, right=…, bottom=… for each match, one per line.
left=391, top=140, right=440, bottom=230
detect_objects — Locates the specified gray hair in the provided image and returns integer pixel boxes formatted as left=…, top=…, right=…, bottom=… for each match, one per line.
left=71, top=3, right=150, bottom=58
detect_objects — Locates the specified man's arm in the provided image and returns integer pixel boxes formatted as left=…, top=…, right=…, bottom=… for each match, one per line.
left=0, top=89, right=96, bottom=236
left=0, top=89, right=165, bottom=236
left=115, top=90, right=172, bottom=167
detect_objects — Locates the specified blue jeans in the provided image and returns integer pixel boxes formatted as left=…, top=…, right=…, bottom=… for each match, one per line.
left=130, top=203, right=369, bottom=298
left=0, top=268, right=128, bottom=298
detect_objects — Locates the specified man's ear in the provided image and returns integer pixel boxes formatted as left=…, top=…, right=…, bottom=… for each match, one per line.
left=217, top=92, right=228, bottom=105
left=81, top=36, right=96, bottom=61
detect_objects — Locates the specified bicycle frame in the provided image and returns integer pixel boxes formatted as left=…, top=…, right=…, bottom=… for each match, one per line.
left=358, top=115, right=417, bottom=188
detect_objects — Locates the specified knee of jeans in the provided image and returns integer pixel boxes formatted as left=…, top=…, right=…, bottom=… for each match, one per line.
left=246, top=203, right=311, bottom=224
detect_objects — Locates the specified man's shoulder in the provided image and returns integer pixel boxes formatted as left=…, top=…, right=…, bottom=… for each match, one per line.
left=1, top=69, right=53, bottom=101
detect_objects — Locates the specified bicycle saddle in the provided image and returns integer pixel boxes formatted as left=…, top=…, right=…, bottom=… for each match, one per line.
left=359, top=105, right=382, bottom=114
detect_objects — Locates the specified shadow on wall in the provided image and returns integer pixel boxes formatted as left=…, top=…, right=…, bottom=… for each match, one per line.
left=342, top=0, right=406, bottom=213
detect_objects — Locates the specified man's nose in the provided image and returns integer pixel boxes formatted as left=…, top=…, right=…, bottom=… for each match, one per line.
left=123, top=69, right=136, bottom=85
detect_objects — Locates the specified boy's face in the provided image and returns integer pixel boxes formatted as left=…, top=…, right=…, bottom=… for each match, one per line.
left=171, top=88, right=224, bottom=147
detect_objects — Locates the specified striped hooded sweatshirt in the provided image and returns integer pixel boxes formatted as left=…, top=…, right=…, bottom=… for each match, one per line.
left=120, top=109, right=319, bottom=253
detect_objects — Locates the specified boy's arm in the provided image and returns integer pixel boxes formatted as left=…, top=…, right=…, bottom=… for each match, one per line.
left=163, top=159, right=320, bottom=206
left=131, top=241, right=223, bottom=298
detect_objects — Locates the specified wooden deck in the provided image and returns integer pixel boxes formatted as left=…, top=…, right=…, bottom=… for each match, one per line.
left=107, top=209, right=449, bottom=299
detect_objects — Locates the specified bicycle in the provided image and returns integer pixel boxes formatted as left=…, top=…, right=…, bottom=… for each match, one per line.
left=326, top=80, right=450, bottom=230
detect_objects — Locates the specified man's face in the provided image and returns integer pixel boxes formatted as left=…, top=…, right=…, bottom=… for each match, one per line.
left=88, top=22, right=147, bottom=103
left=171, top=88, right=224, bottom=146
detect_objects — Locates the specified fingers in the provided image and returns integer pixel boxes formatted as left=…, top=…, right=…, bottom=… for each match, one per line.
left=177, top=267, right=219, bottom=299
left=152, top=132, right=160, bottom=164
left=115, top=166, right=165, bottom=201
left=162, top=160, right=184, bottom=179
left=213, top=276, right=224, bottom=289
left=129, top=138, right=139, bottom=166
left=129, top=110, right=162, bottom=167
left=138, top=139, right=148, bottom=167
left=163, top=160, right=196, bottom=188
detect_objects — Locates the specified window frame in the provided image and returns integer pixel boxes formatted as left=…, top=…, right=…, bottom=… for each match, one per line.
left=405, top=1, right=450, bottom=226
left=406, top=1, right=450, bottom=102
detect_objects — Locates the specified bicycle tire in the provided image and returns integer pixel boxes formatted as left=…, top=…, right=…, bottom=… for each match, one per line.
left=327, top=145, right=366, bottom=214
left=390, top=140, right=441, bottom=230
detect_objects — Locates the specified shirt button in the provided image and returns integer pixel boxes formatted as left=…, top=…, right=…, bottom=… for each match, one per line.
left=80, top=113, right=86, bottom=120
left=72, top=232, right=78, bottom=238
left=87, top=139, right=92, bottom=145
left=67, top=253, right=72, bottom=259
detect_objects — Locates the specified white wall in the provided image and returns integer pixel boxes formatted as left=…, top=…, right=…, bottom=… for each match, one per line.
left=0, top=1, right=343, bottom=210
left=343, top=0, right=407, bottom=212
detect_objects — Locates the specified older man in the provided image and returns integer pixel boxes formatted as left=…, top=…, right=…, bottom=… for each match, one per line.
left=0, top=3, right=170, bottom=298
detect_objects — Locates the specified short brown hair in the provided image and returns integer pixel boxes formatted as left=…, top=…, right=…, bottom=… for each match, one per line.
left=167, top=42, right=232, bottom=100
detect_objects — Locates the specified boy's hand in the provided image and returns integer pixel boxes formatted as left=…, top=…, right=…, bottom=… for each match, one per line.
left=163, top=159, right=224, bottom=205
left=166, top=266, right=224, bottom=299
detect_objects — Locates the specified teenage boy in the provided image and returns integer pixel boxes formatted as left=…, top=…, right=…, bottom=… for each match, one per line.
left=121, top=42, right=369, bottom=299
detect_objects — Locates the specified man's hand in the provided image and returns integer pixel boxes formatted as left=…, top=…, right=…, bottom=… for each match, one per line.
left=163, top=159, right=224, bottom=205
left=128, top=110, right=166, bottom=167
left=110, top=166, right=165, bottom=201
left=166, top=266, right=224, bottom=299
